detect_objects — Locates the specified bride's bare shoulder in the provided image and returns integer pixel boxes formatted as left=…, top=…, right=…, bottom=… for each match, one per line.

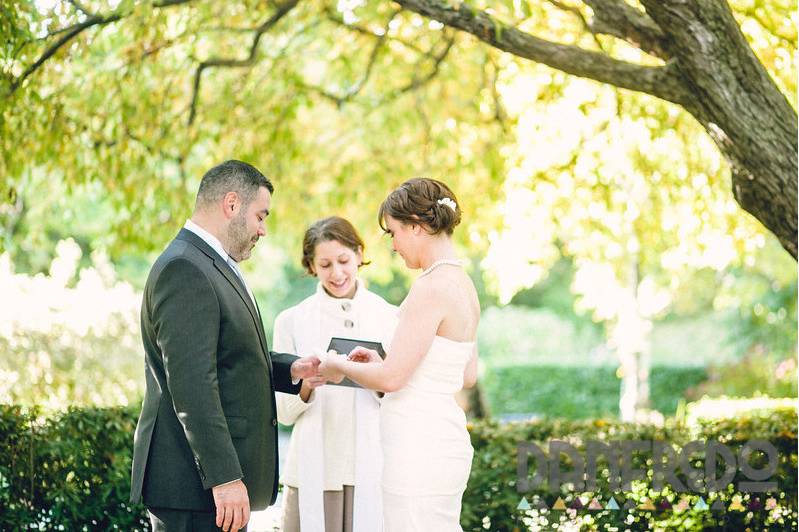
left=411, top=267, right=474, bottom=303
left=408, top=272, right=446, bottom=300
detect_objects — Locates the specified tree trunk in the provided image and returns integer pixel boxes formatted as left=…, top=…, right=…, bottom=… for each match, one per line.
left=456, top=381, right=490, bottom=419
left=614, top=255, right=652, bottom=422
left=618, top=346, right=639, bottom=422
left=641, top=0, right=797, bottom=258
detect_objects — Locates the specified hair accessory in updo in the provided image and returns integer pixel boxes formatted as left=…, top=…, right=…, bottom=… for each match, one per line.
left=437, top=198, right=457, bottom=212
left=379, top=177, right=462, bottom=236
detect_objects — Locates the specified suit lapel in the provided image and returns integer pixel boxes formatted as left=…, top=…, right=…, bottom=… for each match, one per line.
left=176, top=229, right=271, bottom=363
left=212, top=259, right=271, bottom=361
left=254, top=298, right=273, bottom=373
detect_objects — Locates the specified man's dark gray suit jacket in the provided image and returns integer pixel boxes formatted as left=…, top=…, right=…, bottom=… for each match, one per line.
left=130, top=228, right=301, bottom=511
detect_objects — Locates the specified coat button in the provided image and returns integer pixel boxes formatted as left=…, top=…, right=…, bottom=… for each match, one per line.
left=344, top=319, right=354, bottom=328
left=272, top=418, right=278, bottom=427
left=341, top=302, right=351, bottom=311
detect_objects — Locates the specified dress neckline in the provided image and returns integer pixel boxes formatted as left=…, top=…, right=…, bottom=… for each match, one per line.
left=433, top=335, right=475, bottom=346
left=419, top=258, right=462, bottom=278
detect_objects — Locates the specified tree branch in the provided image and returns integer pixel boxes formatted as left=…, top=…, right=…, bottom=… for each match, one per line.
left=582, top=0, right=670, bottom=60
left=323, top=7, right=436, bottom=59
left=9, top=0, right=196, bottom=94
left=485, top=55, right=509, bottom=130
left=10, top=17, right=117, bottom=93
left=67, top=0, right=97, bottom=17
left=187, top=0, right=299, bottom=125
left=388, top=32, right=454, bottom=98
left=336, top=11, right=397, bottom=102
left=545, top=0, right=605, bottom=51
left=293, top=10, right=401, bottom=108
left=394, top=0, right=689, bottom=105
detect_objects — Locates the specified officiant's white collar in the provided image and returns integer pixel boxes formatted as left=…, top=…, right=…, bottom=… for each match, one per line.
left=315, top=278, right=365, bottom=305
left=184, top=219, right=228, bottom=263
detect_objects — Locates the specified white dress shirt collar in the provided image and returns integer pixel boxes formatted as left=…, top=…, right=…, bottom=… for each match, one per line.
left=184, top=219, right=229, bottom=262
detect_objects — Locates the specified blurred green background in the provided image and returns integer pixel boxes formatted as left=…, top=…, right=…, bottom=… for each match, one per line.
left=1, top=0, right=796, bottom=424
left=1, top=1, right=797, bottom=529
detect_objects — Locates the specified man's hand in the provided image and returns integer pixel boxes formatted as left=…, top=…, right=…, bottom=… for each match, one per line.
left=290, top=354, right=321, bottom=381
left=212, top=480, right=249, bottom=532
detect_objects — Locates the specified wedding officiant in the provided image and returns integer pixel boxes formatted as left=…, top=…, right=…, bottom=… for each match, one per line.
left=273, top=217, right=397, bottom=532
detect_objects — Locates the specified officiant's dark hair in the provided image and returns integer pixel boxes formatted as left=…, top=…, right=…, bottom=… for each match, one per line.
left=196, top=160, right=273, bottom=209
left=301, top=216, right=371, bottom=275
left=379, top=178, right=461, bottom=235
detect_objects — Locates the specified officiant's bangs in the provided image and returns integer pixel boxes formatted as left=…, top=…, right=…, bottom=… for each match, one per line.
left=302, top=216, right=370, bottom=274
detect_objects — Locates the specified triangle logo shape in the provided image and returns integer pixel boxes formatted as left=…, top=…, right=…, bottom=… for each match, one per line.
left=765, top=497, right=777, bottom=510
left=605, top=497, right=620, bottom=510
left=552, top=497, right=567, bottom=510
left=639, top=498, right=656, bottom=511
left=694, top=497, right=709, bottom=511
left=729, top=498, right=746, bottom=512
left=517, top=497, right=531, bottom=511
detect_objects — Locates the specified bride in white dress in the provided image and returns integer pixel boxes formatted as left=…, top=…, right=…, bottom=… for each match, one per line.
left=319, top=178, right=479, bottom=531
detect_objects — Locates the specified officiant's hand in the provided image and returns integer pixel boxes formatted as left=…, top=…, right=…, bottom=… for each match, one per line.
left=291, top=354, right=321, bottom=381
left=348, top=346, right=381, bottom=364
left=299, top=373, right=326, bottom=402
left=319, top=350, right=345, bottom=384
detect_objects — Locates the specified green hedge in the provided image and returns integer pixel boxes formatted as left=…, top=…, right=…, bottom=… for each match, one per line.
left=2, top=403, right=796, bottom=530
left=464, top=405, right=798, bottom=531
left=483, top=364, right=708, bottom=418
left=0, top=405, right=148, bottom=531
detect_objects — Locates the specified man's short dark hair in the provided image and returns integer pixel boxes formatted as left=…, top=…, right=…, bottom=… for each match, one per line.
left=196, top=160, right=273, bottom=208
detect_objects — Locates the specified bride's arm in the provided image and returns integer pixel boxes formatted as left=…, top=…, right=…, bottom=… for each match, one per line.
left=324, top=279, right=444, bottom=392
left=462, top=344, right=478, bottom=389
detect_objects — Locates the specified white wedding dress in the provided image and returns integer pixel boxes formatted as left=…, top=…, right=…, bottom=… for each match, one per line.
left=380, top=334, right=475, bottom=531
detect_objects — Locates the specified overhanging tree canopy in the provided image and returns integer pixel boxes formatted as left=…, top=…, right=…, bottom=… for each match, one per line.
left=396, top=0, right=797, bottom=258
left=1, top=0, right=796, bottom=259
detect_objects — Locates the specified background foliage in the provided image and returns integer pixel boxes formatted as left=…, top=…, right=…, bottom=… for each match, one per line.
left=464, top=399, right=798, bottom=531
left=0, top=1, right=796, bottom=528
left=2, top=400, right=795, bottom=531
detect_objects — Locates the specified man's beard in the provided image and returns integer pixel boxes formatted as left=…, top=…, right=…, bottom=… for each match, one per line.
left=227, top=212, right=257, bottom=261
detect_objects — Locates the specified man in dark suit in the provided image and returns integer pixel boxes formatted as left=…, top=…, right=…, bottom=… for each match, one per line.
left=131, top=160, right=322, bottom=531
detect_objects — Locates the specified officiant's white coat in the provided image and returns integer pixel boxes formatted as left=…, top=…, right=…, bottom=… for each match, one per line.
left=274, top=281, right=396, bottom=532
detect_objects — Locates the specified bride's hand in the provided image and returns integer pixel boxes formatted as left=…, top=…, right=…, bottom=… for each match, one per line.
left=318, top=350, right=345, bottom=384
left=347, top=347, right=381, bottom=364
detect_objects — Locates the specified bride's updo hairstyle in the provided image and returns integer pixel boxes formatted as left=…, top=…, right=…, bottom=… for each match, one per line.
left=378, top=178, right=462, bottom=236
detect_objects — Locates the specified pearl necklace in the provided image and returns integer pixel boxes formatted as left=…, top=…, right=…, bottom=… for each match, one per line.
left=419, top=258, right=463, bottom=278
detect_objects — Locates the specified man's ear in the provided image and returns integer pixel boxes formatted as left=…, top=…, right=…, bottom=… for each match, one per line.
left=222, top=191, right=239, bottom=219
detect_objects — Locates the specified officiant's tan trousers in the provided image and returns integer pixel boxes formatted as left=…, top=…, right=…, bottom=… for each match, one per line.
left=281, top=485, right=354, bottom=532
